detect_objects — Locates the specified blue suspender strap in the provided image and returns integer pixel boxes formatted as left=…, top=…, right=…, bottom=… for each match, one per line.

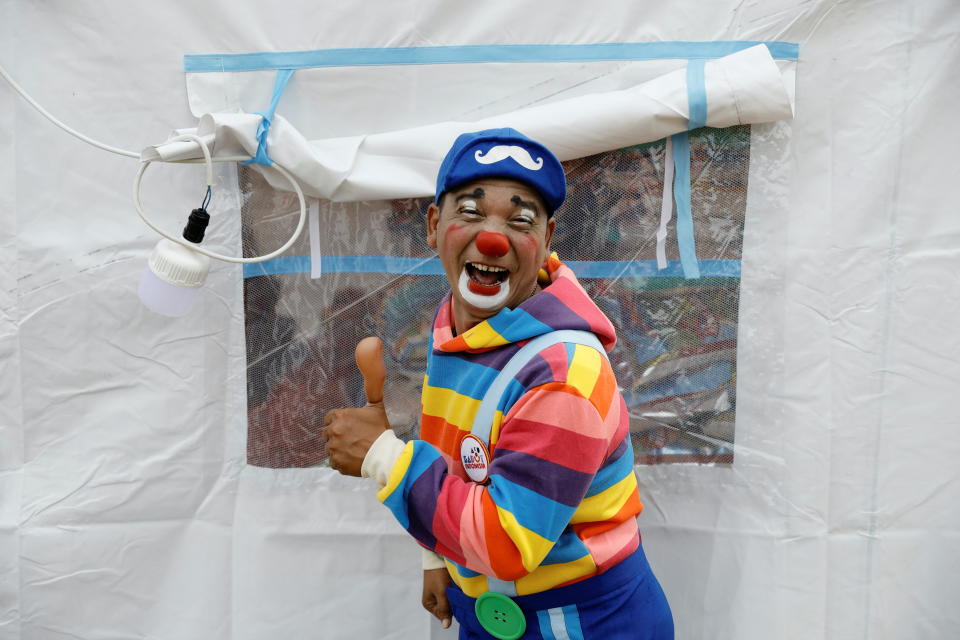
left=469, top=330, right=608, bottom=448
left=486, top=576, right=518, bottom=597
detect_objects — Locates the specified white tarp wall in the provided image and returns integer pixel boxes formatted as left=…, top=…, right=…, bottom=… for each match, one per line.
left=2, top=1, right=959, bottom=639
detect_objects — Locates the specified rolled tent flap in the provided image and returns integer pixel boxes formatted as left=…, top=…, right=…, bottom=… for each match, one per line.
left=142, top=43, right=793, bottom=202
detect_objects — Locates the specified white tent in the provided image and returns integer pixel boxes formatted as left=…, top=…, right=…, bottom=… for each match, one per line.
left=2, top=1, right=958, bottom=639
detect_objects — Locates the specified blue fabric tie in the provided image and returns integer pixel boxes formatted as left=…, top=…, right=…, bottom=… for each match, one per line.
left=242, top=68, right=295, bottom=167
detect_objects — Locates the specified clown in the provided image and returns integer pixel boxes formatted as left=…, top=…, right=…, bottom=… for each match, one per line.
left=324, top=128, right=673, bottom=639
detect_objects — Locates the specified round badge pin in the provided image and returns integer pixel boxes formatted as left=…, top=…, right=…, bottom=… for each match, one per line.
left=460, top=434, right=491, bottom=483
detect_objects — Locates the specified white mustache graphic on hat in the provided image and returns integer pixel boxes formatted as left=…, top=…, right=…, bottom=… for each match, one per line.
left=474, top=145, right=544, bottom=171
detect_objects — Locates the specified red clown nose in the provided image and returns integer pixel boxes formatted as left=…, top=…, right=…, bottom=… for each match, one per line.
left=476, top=231, right=509, bottom=258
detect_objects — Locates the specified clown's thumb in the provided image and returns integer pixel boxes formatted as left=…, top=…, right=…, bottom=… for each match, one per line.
left=355, top=336, right=386, bottom=405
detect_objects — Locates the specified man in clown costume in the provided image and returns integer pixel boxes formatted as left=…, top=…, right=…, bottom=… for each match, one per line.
left=324, top=128, right=673, bottom=639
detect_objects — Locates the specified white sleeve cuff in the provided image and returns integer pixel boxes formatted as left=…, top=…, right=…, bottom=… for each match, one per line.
left=360, top=429, right=407, bottom=488
left=422, top=547, right=447, bottom=571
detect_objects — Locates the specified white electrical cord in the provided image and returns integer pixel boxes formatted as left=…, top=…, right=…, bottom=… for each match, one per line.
left=2, top=60, right=309, bottom=264
left=133, top=134, right=307, bottom=264
left=0, top=61, right=140, bottom=158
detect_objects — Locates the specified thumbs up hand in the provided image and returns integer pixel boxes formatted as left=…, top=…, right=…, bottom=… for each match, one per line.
left=323, top=336, right=392, bottom=476
left=355, top=336, right=387, bottom=405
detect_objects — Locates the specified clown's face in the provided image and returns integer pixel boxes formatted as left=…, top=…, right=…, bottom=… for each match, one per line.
left=426, top=178, right=555, bottom=334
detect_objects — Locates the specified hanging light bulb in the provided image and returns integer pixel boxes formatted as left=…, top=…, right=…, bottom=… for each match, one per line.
left=133, top=134, right=308, bottom=318
left=138, top=207, right=211, bottom=317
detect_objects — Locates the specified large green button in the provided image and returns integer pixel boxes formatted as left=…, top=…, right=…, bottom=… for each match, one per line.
left=475, top=591, right=526, bottom=640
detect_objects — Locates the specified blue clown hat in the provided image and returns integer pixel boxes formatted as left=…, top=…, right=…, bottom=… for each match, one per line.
left=435, top=128, right=566, bottom=215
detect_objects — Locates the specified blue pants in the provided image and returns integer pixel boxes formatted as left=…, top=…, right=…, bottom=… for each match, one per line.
left=445, top=545, right=674, bottom=639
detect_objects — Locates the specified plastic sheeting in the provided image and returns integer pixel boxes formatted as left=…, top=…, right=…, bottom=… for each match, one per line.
left=3, top=2, right=960, bottom=640
left=240, top=128, right=753, bottom=470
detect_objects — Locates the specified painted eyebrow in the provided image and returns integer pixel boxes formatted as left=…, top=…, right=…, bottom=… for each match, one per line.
left=454, top=188, right=485, bottom=202
left=510, top=195, right=540, bottom=215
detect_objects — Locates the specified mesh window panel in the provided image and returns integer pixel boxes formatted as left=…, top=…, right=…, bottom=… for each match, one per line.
left=241, top=125, right=749, bottom=468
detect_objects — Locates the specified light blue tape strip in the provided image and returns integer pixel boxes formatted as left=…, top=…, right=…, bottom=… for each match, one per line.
left=242, top=256, right=739, bottom=279
left=687, top=58, right=707, bottom=130
left=243, top=255, right=309, bottom=277
left=242, top=68, right=295, bottom=166
left=672, top=57, right=708, bottom=280
left=184, top=41, right=798, bottom=72
left=567, top=259, right=737, bottom=278
left=672, top=131, right=700, bottom=279
left=243, top=255, right=441, bottom=278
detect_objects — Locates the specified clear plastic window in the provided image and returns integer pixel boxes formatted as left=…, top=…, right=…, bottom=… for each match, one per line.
left=241, top=126, right=749, bottom=468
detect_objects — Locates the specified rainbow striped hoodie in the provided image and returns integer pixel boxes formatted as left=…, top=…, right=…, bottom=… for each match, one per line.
left=375, top=256, right=642, bottom=597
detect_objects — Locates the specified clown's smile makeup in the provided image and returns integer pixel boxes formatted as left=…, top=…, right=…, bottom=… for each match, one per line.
left=458, top=268, right=511, bottom=309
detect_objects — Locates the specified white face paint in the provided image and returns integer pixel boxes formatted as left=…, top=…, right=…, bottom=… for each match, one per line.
left=515, top=208, right=536, bottom=226
left=458, top=269, right=511, bottom=310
